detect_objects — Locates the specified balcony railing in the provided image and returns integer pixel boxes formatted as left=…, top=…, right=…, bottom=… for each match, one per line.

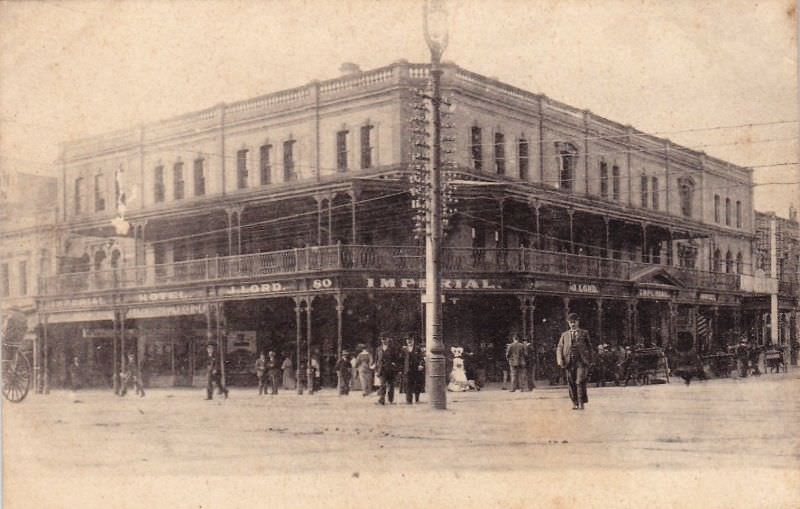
left=39, top=244, right=742, bottom=296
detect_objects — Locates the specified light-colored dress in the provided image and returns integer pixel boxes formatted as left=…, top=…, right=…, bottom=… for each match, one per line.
left=281, top=358, right=296, bottom=390
left=448, top=356, right=470, bottom=392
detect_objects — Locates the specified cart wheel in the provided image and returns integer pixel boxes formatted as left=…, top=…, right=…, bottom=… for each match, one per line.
left=2, top=352, right=31, bottom=403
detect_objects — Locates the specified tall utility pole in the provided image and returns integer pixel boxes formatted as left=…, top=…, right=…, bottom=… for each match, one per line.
left=422, top=0, right=449, bottom=409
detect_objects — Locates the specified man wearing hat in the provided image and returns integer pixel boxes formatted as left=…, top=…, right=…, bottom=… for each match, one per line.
left=505, top=333, right=526, bottom=392
left=205, top=342, right=229, bottom=400
left=402, top=334, right=425, bottom=404
left=335, top=349, right=353, bottom=395
left=556, top=312, right=593, bottom=409
left=374, top=335, right=400, bottom=405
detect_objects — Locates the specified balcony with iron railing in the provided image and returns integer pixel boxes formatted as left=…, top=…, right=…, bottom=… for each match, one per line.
left=39, top=244, right=742, bottom=297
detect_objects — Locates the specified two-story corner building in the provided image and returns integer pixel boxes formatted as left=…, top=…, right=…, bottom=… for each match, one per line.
left=0, top=170, right=59, bottom=342
left=38, top=60, right=762, bottom=389
left=745, top=209, right=799, bottom=356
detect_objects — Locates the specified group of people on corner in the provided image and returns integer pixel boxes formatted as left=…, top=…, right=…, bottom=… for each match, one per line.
left=334, top=334, right=426, bottom=405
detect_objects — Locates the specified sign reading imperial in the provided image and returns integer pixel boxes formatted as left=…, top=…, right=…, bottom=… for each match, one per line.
left=365, top=277, right=501, bottom=289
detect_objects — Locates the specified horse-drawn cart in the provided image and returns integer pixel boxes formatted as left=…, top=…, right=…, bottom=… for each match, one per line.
left=2, top=308, right=32, bottom=403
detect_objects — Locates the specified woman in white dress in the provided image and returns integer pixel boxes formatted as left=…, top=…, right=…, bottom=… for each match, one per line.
left=448, top=347, right=470, bottom=392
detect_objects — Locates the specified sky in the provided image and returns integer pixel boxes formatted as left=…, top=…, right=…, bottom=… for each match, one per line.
left=1, top=0, right=798, bottom=217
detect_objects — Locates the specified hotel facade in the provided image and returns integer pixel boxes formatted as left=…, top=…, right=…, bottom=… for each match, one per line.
left=33, top=61, right=789, bottom=390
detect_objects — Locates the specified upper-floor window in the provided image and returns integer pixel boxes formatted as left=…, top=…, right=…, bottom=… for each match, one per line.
left=74, top=177, right=85, bottom=214
left=725, top=198, right=731, bottom=226
left=114, top=168, right=124, bottom=211
left=678, top=242, right=698, bottom=269
left=18, top=260, right=27, bottom=296
left=714, top=194, right=721, bottom=223
left=237, top=149, right=249, bottom=189
left=736, top=252, right=743, bottom=274
left=283, top=140, right=297, bottom=181
left=713, top=249, right=722, bottom=272
left=599, top=161, right=608, bottom=199
left=173, top=162, right=184, bottom=200
left=678, top=176, right=694, bottom=217
left=651, top=176, right=659, bottom=210
left=360, top=125, right=373, bottom=169
left=193, top=158, right=205, bottom=196
left=0, top=263, right=8, bottom=297
left=640, top=174, right=649, bottom=207
left=612, top=165, right=620, bottom=201
left=556, top=142, right=578, bottom=192
left=736, top=200, right=742, bottom=228
left=94, top=174, right=106, bottom=212
left=725, top=250, right=733, bottom=273
left=154, top=165, right=165, bottom=203
left=259, top=145, right=272, bottom=185
left=470, top=126, right=482, bottom=171
left=518, top=137, right=529, bottom=180
left=336, top=130, right=349, bottom=172
left=494, top=131, right=505, bottom=175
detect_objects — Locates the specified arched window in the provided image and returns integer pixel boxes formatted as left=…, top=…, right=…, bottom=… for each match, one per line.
left=725, top=250, right=733, bottom=273
left=94, top=250, right=106, bottom=271
left=713, top=249, right=721, bottom=272
left=678, top=177, right=695, bottom=217
left=714, top=194, right=721, bottom=223
left=556, top=142, right=578, bottom=192
left=736, top=252, right=743, bottom=274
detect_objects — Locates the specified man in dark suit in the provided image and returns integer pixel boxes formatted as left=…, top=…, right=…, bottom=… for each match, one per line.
left=374, top=336, right=399, bottom=405
left=402, top=334, right=425, bottom=404
left=506, top=333, right=526, bottom=392
left=556, top=312, right=593, bottom=409
left=205, top=342, right=229, bottom=400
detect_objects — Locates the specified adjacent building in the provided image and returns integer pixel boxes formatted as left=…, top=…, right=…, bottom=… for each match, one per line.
left=35, top=61, right=781, bottom=389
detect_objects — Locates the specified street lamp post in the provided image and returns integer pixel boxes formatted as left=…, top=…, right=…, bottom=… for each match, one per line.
left=423, top=0, right=449, bottom=410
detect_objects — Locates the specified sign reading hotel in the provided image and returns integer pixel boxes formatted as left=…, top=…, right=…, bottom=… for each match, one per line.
left=365, top=277, right=501, bottom=290
left=126, top=289, right=206, bottom=304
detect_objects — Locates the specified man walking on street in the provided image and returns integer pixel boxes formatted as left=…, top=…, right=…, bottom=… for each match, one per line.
left=267, top=351, right=281, bottom=395
left=506, top=334, right=526, bottom=392
left=375, top=336, right=399, bottom=405
left=556, top=312, right=593, bottom=410
left=205, top=342, right=228, bottom=400
left=402, top=334, right=424, bottom=404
